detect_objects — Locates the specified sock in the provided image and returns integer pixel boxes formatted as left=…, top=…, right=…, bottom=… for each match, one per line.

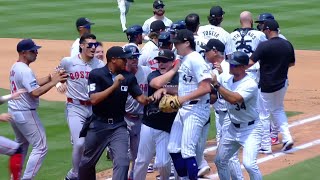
left=170, top=153, right=187, bottom=177
left=9, top=153, right=23, bottom=180
left=185, top=157, right=198, bottom=180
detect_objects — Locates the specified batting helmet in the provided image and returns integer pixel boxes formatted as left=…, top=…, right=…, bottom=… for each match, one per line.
left=158, top=31, right=172, bottom=48
left=123, top=44, right=141, bottom=58
left=255, top=13, right=275, bottom=23
left=126, top=25, right=143, bottom=42
left=169, top=20, right=186, bottom=34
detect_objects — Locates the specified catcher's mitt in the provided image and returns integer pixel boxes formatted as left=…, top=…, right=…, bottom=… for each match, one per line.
left=159, top=95, right=181, bottom=113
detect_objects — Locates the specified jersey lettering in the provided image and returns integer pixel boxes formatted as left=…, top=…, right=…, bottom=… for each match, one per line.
left=139, top=83, right=148, bottom=93
left=182, top=74, right=193, bottom=83
left=69, top=71, right=90, bottom=80
left=234, top=102, right=246, bottom=111
left=11, top=81, right=17, bottom=93
left=88, top=83, right=96, bottom=92
left=203, top=31, right=219, bottom=38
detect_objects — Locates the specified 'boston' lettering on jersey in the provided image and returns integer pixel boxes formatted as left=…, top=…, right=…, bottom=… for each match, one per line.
left=69, top=71, right=90, bottom=80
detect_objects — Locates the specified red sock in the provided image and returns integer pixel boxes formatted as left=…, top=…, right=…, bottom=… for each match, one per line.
left=9, top=153, right=22, bottom=180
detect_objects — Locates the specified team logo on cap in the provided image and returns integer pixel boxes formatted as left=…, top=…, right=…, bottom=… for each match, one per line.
left=159, top=50, right=165, bottom=56
left=85, top=18, right=91, bottom=23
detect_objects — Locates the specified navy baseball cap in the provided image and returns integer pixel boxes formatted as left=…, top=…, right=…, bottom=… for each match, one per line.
left=169, top=29, right=194, bottom=43
left=106, top=46, right=131, bottom=60
left=123, top=45, right=141, bottom=58
left=76, top=17, right=95, bottom=27
left=210, top=6, right=225, bottom=17
left=263, top=19, right=279, bottom=31
left=153, top=0, right=165, bottom=8
left=228, top=51, right=249, bottom=65
left=201, top=39, right=225, bottom=53
left=154, top=49, right=175, bottom=62
left=17, top=39, right=41, bottom=52
left=150, top=20, right=166, bottom=32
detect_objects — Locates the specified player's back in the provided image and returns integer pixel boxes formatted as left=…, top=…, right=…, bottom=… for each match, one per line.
left=197, top=24, right=234, bottom=55
left=139, top=40, right=159, bottom=70
left=8, top=62, right=39, bottom=110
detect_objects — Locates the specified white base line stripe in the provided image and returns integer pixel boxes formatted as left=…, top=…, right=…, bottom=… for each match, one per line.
left=204, top=115, right=320, bottom=154
left=207, top=139, right=320, bottom=179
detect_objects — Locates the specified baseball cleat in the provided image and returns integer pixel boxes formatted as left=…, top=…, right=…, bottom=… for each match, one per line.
left=147, top=163, right=154, bottom=173
left=156, top=173, right=175, bottom=180
left=198, top=165, right=211, bottom=177
left=281, top=140, right=294, bottom=151
left=271, top=137, right=280, bottom=145
left=258, top=148, right=272, bottom=154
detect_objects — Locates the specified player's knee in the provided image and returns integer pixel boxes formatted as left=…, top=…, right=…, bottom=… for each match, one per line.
left=73, top=138, right=85, bottom=150
left=113, top=156, right=130, bottom=167
left=214, top=155, right=227, bottom=167
left=243, top=159, right=257, bottom=173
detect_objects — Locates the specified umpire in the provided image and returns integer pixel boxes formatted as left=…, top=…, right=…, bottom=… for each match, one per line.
left=78, top=46, right=152, bottom=180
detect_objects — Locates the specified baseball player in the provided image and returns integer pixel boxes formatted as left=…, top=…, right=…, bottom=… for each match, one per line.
left=139, top=20, right=166, bottom=70
left=255, top=12, right=286, bottom=146
left=158, top=31, right=173, bottom=50
left=213, top=51, right=263, bottom=180
left=134, top=49, right=178, bottom=180
left=125, top=24, right=143, bottom=50
left=167, top=29, right=212, bottom=180
left=8, top=39, right=67, bottom=180
left=184, top=13, right=211, bottom=177
left=230, top=11, right=267, bottom=83
left=197, top=6, right=235, bottom=58
left=142, top=0, right=172, bottom=41
left=58, top=33, right=105, bottom=180
left=250, top=19, right=295, bottom=153
left=122, top=44, right=152, bottom=180
left=94, top=41, right=104, bottom=61
left=71, top=17, right=95, bottom=57
left=117, top=0, right=134, bottom=32
left=0, top=90, right=26, bottom=180
left=202, top=39, right=244, bottom=180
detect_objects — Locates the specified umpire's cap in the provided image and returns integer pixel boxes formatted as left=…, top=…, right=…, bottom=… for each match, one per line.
left=255, top=13, right=274, bottom=23
left=228, top=51, right=249, bottom=66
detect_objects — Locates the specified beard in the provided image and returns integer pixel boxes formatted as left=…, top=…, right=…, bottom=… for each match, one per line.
left=154, top=9, right=165, bottom=16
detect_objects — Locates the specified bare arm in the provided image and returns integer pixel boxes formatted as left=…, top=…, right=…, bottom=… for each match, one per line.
left=135, top=94, right=153, bottom=105
left=31, top=73, right=67, bottom=98
left=36, top=74, right=51, bottom=86
left=178, top=79, right=211, bottom=104
left=149, top=61, right=180, bottom=89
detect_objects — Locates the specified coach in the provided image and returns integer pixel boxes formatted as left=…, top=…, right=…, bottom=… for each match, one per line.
left=78, top=46, right=152, bottom=180
left=249, top=19, right=295, bottom=153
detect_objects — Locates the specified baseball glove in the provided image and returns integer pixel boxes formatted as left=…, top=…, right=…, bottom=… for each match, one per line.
left=159, top=94, right=181, bottom=113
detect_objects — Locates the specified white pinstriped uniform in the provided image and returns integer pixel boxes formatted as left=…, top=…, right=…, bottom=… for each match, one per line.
left=197, top=24, right=235, bottom=56
left=215, top=74, right=262, bottom=180
left=230, top=29, right=266, bottom=83
left=8, top=62, right=47, bottom=179
left=167, top=51, right=211, bottom=158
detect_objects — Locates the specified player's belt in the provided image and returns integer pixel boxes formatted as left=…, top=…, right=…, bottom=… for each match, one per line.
left=189, top=99, right=210, bottom=105
left=215, top=110, right=227, bottom=114
left=67, top=98, right=91, bottom=106
left=232, top=120, right=255, bottom=128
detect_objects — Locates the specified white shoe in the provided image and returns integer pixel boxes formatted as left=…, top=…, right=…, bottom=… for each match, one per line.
left=281, top=140, right=294, bottom=152
left=198, top=165, right=211, bottom=177
left=258, top=148, right=272, bottom=154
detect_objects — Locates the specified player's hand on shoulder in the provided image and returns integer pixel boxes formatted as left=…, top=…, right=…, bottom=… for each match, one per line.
left=113, top=74, right=125, bottom=87
left=11, top=89, right=27, bottom=99
left=0, top=113, right=12, bottom=122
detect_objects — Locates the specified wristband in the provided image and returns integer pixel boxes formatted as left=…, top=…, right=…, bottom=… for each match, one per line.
left=55, top=82, right=62, bottom=88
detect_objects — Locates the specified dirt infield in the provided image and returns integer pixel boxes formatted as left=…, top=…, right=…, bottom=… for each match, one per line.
left=0, top=38, right=319, bottom=179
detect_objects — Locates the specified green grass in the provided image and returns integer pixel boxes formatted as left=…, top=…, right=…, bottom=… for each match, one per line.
left=0, top=88, right=112, bottom=180
left=0, top=0, right=319, bottom=49
left=264, top=155, right=320, bottom=180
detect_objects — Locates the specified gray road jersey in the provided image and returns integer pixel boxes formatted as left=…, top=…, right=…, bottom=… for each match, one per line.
left=59, top=55, right=105, bottom=101
left=8, top=62, right=40, bottom=110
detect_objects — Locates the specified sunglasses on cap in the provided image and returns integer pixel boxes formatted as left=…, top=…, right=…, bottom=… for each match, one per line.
left=85, top=42, right=99, bottom=48
left=229, top=64, right=242, bottom=68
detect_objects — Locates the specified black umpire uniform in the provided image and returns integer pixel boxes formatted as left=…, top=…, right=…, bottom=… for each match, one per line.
left=79, top=46, right=148, bottom=180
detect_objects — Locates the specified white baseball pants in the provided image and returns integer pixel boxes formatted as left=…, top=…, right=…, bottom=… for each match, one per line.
left=0, top=136, right=19, bottom=155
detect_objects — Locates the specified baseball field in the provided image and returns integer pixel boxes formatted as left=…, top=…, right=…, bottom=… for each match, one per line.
left=0, top=0, right=319, bottom=179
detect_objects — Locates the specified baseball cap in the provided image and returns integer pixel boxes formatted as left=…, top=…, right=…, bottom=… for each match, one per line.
left=154, top=49, right=175, bottom=62
left=263, top=19, right=279, bottom=31
left=106, top=46, right=131, bottom=60
left=169, top=29, right=194, bottom=43
left=200, top=39, right=225, bottom=53
left=76, top=17, right=95, bottom=27
left=153, top=0, right=165, bottom=8
left=228, top=51, right=249, bottom=66
left=150, top=20, right=166, bottom=32
left=255, top=13, right=274, bottom=23
left=17, top=39, right=41, bottom=52
left=123, top=45, right=141, bottom=58
left=210, top=6, right=225, bottom=17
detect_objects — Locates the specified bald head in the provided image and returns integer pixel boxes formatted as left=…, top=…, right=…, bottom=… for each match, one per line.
left=240, top=11, right=253, bottom=27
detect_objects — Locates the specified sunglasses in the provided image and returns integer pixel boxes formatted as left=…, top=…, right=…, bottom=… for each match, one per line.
left=23, top=50, right=38, bottom=53
left=85, top=42, right=99, bottom=48
left=155, top=5, right=164, bottom=9
left=83, top=24, right=91, bottom=30
left=127, top=55, right=140, bottom=60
